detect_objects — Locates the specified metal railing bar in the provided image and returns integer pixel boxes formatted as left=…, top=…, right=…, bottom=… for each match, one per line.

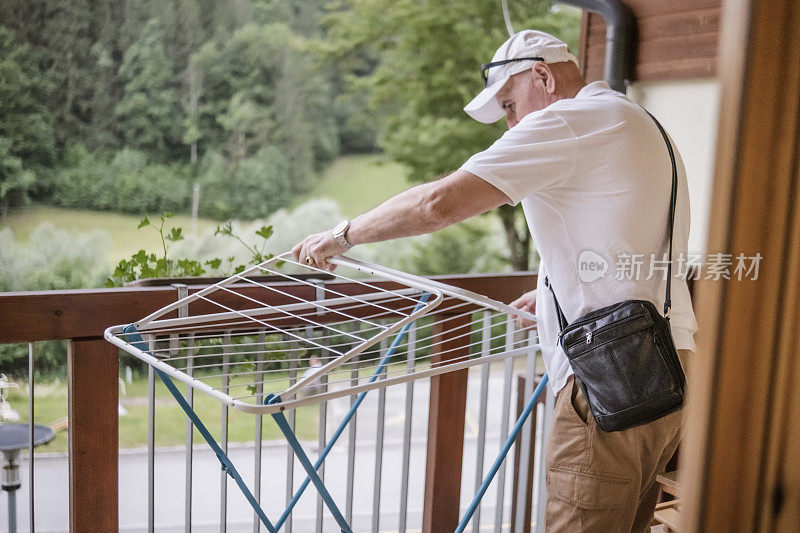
left=184, top=334, right=195, bottom=533
left=313, top=325, right=327, bottom=533
left=472, top=311, right=493, bottom=533
left=494, top=321, right=516, bottom=533
left=148, top=337, right=156, bottom=533
left=219, top=333, right=231, bottom=533
left=397, top=324, right=417, bottom=533
left=253, top=331, right=265, bottom=533
left=371, top=335, right=389, bottom=533
left=176, top=279, right=194, bottom=533
left=28, top=342, right=35, bottom=533
left=345, top=325, right=360, bottom=525
left=284, top=338, right=298, bottom=533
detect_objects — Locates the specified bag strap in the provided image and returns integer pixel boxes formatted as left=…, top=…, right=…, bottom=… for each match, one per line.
left=545, top=110, right=679, bottom=327
left=544, top=275, right=569, bottom=331
left=645, top=111, right=678, bottom=319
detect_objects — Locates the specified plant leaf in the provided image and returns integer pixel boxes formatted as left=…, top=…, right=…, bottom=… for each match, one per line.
left=166, top=227, right=184, bottom=242
left=137, top=216, right=150, bottom=229
left=255, top=225, right=273, bottom=240
left=214, top=221, right=233, bottom=237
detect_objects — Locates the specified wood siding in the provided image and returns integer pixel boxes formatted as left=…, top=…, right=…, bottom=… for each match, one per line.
left=579, top=0, right=722, bottom=83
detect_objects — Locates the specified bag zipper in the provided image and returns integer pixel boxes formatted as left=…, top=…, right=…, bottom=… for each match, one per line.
left=565, top=301, right=647, bottom=332
left=561, top=312, right=649, bottom=349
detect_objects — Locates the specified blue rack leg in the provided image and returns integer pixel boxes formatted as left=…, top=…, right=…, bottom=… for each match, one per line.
left=123, top=325, right=279, bottom=533
left=273, top=293, right=431, bottom=530
left=269, top=401, right=353, bottom=533
left=455, top=373, right=549, bottom=533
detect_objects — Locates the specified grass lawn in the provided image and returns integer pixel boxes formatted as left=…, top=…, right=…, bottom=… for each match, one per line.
left=295, top=154, right=411, bottom=218
left=1, top=155, right=409, bottom=266
left=6, top=374, right=319, bottom=454
left=1, top=206, right=219, bottom=267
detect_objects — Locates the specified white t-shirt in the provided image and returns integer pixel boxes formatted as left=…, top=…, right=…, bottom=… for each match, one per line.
left=460, top=80, right=698, bottom=396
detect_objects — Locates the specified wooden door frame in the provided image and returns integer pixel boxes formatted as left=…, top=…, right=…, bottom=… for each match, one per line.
left=679, top=0, right=800, bottom=530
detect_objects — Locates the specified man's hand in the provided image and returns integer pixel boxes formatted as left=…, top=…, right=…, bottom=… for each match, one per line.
left=510, top=290, right=537, bottom=328
left=291, top=230, right=347, bottom=271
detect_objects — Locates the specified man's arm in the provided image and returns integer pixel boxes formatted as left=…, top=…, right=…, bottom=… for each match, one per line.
left=292, top=170, right=511, bottom=270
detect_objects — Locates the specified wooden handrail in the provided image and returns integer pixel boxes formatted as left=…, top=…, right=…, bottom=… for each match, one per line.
left=0, top=272, right=536, bottom=343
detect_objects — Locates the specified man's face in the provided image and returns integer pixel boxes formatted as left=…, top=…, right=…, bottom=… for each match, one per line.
left=495, top=63, right=554, bottom=129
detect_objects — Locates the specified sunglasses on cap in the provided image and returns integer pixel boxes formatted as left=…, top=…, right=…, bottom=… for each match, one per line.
left=481, top=57, right=544, bottom=87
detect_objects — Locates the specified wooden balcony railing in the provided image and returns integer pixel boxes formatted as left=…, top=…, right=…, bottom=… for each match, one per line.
left=0, top=271, right=537, bottom=533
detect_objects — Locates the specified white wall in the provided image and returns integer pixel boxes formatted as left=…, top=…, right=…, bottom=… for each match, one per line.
left=627, top=79, right=720, bottom=254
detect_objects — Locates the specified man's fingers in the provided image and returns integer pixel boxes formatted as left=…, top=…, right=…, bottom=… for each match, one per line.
left=518, top=317, right=535, bottom=329
left=510, top=294, right=531, bottom=308
left=294, top=231, right=345, bottom=271
left=291, top=241, right=303, bottom=261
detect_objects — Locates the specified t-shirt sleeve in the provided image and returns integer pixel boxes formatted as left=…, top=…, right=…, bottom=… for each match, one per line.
left=459, top=110, right=576, bottom=205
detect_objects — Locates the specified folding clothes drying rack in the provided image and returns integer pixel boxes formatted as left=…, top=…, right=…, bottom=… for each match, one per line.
left=105, top=252, right=549, bottom=532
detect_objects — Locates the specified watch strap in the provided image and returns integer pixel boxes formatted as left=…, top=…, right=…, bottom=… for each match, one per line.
left=333, top=220, right=352, bottom=249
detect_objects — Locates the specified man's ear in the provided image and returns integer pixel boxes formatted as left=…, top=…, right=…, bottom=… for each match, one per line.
left=532, top=62, right=556, bottom=93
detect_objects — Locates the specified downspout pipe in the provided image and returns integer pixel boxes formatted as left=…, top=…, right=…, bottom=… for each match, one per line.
left=555, top=0, right=634, bottom=93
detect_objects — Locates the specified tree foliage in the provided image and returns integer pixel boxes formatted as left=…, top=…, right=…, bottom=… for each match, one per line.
left=0, top=26, right=54, bottom=217
left=322, top=0, right=581, bottom=269
left=0, top=0, right=582, bottom=272
left=196, top=147, right=292, bottom=220
left=191, top=21, right=338, bottom=192
left=115, top=19, right=180, bottom=157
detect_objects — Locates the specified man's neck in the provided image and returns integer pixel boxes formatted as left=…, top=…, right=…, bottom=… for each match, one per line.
left=559, top=81, right=587, bottom=101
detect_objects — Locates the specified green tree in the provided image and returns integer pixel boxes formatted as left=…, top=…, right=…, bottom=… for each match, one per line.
left=322, top=0, right=581, bottom=270
left=400, top=218, right=508, bottom=276
left=191, top=21, right=338, bottom=193
left=0, top=138, right=35, bottom=218
left=115, top=19, right=181, bottom=157
left=0, top=26, right=55, bottom=217
left=197, top=147, right=291, bottom=220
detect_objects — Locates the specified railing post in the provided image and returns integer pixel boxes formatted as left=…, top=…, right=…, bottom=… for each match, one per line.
left=423, top=313, right=471, bottom=533
left=68, top=338, right=118, bottom=533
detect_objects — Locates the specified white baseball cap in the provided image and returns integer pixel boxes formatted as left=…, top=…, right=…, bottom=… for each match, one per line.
left=464, top=30, right=578, bottom=123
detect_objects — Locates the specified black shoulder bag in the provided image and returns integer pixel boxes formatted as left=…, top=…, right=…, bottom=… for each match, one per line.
left=545, top=111, right=685, bottom=432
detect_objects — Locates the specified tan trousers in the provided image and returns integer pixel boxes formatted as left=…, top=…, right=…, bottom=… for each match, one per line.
left=544, top=351, right=688, bottom=532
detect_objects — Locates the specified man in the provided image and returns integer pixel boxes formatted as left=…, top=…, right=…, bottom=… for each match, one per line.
left=293, top=30, right=697, bottom=531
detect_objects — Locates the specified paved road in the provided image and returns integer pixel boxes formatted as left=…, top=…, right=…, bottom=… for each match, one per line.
left=7, top=362, right=544, bottom=532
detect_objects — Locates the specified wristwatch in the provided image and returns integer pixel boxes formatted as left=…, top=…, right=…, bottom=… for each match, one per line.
left=332, top=219, right=352, bottom=249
